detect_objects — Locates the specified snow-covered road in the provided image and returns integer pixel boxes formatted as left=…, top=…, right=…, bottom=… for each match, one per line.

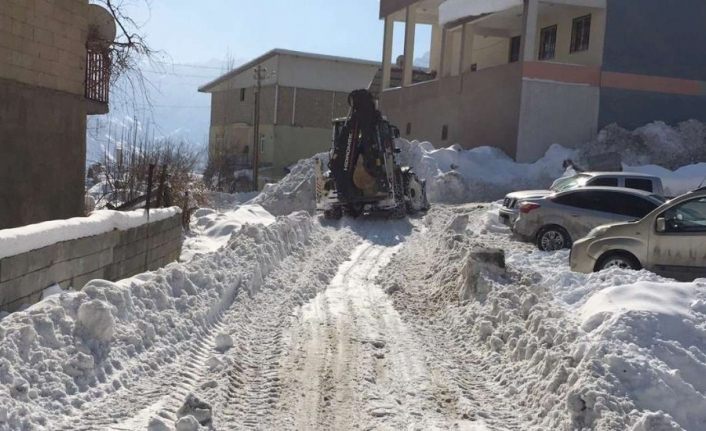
left=3, top=205, right=706, bottom=430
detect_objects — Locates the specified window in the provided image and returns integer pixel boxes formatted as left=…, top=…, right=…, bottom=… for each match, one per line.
left=612, top=194, right=660, bottom=218
left=625, top=178, right=654, bottom=192
left=509, top=36, right=521, bottom=63
left=240, top=88, right=246, bottom=101
left=570, top=15, right=591, bottom=53
left=553, top=190, right=657, bottom=218
left=441, top=125, right=449, bottom=141
left=539, top=25, right=557, bottom=60
left=661, top=197, right=706, bottom=233
left=588, top=177, right=618, bottom=187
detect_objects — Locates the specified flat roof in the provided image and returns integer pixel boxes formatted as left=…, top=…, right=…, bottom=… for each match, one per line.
left=199, top=48, right=380, bottom=93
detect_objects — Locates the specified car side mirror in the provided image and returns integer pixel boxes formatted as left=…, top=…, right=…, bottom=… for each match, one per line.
left=656, top=217, right=666, bottom=233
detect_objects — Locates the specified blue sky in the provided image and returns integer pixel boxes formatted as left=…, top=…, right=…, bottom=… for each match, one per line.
left=92, top=1, right=432, bottom=148
left=129, top=0, right=430, bottom=66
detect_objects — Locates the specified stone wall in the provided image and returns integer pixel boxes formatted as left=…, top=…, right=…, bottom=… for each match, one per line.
left=0, top=213, right=183, bottom=311
left=0, top=77, right=88, bottom=229
left=0, top=0, right=89, bottom=96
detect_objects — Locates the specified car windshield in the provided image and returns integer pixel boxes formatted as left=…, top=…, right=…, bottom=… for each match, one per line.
left=551, top=174, right=591, bottom=192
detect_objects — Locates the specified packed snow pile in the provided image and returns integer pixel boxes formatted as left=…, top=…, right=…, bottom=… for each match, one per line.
left=582, top=120, right=706, bottom=170
left=181, top=204, right=276, bottom=261
left=0, top=208, right=180, bottom=260
left=380, top=204, right=706, bottom=431
left=0, top=212, right=316, bottom=430
left=396, top=139, right=575, bottom=203
left=250, top=153, right=328, bottom=216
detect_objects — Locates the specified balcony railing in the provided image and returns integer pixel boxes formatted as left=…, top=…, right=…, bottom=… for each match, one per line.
left=85, top=48, right=111, bottom=104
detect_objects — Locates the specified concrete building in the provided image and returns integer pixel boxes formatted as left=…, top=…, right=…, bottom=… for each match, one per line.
left=0, top=0, right=115, bottom=228
left=199, top=49, right=380, bottom=187
left=379, top=0, right=706, bottom=162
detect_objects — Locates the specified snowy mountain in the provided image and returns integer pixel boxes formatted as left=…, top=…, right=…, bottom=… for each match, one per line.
left=86, top=58, right=242, bottom=165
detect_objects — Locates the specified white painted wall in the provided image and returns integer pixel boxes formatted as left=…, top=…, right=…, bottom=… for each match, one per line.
left=515, top=79, right=600, bottom=162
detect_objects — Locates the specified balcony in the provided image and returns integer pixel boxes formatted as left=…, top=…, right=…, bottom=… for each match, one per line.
left=85, top=47, right=111, bottom=114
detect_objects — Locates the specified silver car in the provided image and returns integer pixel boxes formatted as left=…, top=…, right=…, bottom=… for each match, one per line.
left=498, top=172, right=664, bottom=227
left=571, top=189, right=706, bottom=281
left=513, top=187, right=666, bottom=251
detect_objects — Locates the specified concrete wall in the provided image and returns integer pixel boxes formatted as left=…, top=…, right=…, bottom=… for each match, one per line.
left=277, top=55, right=379, bottom=92
left=598, top=88, right=706, bottom=130
left=0, top=213, right=183, bottom=311
left=597, top=0, right=706, bottom=129
left=0, top=0, right=90, bottom=96
left=0, top=78, right=87, bottom=229
left=516, top=79, right=600, bottom=162
left=381, top=62, right=523, bottom=157
left=603, top=0, right=706, bottom=81
left=208, top=84, right=351, bottom=175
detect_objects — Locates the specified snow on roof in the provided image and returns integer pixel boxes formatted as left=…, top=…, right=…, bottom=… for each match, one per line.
left=439, top=0, right=522, bottom=25
left=0, top=208, right=180, bottom=260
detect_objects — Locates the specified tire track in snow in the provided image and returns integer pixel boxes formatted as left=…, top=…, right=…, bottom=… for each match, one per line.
left=272, top=221, right=484, bottom=430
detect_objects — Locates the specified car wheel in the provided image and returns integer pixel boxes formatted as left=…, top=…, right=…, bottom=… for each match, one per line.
left=536, top=226, right=572, bottom=251
left=597, top=252, right=642, bottom=272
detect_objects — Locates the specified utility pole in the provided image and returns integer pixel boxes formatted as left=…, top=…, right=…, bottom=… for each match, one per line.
left=252, top=65, right=266, bottom=191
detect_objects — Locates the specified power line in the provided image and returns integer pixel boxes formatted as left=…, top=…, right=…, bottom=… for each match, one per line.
left=151, top=60, right=229, bottom=70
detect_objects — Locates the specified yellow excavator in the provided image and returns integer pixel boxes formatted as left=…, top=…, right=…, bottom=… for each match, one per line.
left=315, top=89, right=429, bottom=220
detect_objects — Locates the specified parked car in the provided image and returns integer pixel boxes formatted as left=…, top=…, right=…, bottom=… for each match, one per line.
left=499, top=172, right=664, bottom=227
left=513, top=187, right=666, bottom=251
left=570, top=188, right=706, bottom=281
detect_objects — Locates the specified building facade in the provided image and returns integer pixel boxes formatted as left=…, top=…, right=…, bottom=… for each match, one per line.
left=199, top=49, right=380, bottom=188
left=379, top=0, right=706, bottom=162
left=0, top=0, right=114, bottom=228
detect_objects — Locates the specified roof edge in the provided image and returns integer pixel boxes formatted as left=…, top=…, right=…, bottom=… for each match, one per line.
left=198, top=49, right=381, bottom=93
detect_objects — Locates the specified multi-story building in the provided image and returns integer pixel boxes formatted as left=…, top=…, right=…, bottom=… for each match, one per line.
left=199, top=49, right=380, bottom=188
left=378, top=0, right=706, bottom=162
left=0, top=0, right=114, bottom=228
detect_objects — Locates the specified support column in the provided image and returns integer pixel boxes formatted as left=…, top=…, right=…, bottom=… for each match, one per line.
left=461, top=24, right=475, bottom=73
left=521, top=0, right=539, bottom=62
left=402, top=4, right=417, bottom=87
left=439, top=27, right=448, bottom=77
left=382, top=15, right=394, bottom=90
left=430, top=22, right=443, bottom=74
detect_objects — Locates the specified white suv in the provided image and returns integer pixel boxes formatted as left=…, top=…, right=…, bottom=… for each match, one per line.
left=499, top=172, right=664, bottom=227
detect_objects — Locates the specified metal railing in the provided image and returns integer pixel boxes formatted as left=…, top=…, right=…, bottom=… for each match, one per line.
left=85, top=48, right=111, bottom=104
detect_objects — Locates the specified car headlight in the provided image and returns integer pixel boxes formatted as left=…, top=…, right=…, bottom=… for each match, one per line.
left=586, top=225, right=610, bottom=239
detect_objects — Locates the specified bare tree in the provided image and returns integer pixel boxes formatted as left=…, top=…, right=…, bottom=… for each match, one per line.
left=89, top=0, right=159, bottom=112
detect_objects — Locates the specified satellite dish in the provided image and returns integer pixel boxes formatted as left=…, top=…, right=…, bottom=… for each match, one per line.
left=87, top=4, right=117, bottom=47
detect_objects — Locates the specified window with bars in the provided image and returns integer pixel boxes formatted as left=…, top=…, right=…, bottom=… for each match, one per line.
left=570, top=14, right=591, bottom=53
left=85, top=48, right=111, bottom=104
left=539, top=25, right=557, bottom=60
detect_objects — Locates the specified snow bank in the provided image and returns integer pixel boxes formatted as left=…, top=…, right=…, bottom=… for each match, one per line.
left=383, top=204, right=706, bottom=430
left=439, top=0, right=522, bottom=25
left=582, top=120, right=706, bottom=170
left=0, top=212, right=316, bottom=430
left=396, top=140, right=574, bottom=203
left=181, top=204, right=276, bottom=261
left=0, top=208, right=180, bottom=260
left=250, top=153, right=328, bottom=216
